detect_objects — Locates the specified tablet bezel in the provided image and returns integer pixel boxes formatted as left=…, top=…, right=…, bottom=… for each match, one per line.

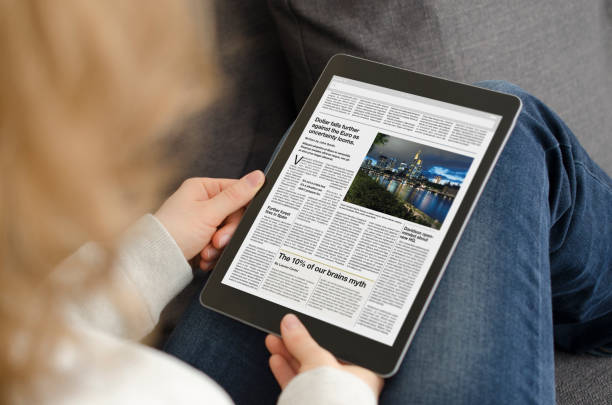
left=200, top=54, right=521, bottom=376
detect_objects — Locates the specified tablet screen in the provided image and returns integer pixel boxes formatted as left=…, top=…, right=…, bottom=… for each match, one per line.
left=221, top=75, right=502, bottom=346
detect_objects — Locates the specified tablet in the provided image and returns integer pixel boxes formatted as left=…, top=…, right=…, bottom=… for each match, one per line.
left=200, top=54, right=521, bottom=376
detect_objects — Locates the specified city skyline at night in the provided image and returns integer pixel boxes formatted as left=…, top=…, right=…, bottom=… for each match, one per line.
left=365, top=134, right=473, bottom=185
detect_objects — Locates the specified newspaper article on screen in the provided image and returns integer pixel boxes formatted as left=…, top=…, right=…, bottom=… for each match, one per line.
left=221, top=76, right=502, bottom=346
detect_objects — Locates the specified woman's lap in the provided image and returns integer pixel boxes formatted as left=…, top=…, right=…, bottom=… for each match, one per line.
left=164, top=81, right=612, bottom=404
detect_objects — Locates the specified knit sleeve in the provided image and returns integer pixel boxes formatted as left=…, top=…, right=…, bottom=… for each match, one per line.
left=277, top=367, right=378, bottom=405
left=57, top=214, right=193, bottom=340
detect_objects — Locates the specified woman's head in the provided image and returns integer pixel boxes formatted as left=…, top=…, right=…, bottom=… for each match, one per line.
left=0, top=0, right=217, bottom=400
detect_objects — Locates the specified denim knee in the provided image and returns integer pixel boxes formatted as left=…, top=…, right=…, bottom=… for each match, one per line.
left=474, top=80, right=556, bottom=123
left=476, top=80, right=568, bottom=153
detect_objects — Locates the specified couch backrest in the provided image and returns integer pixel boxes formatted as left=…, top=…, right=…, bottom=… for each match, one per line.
left=269, top=0, right=612, bottom=174
left=173, top=0, right=296, bottom=181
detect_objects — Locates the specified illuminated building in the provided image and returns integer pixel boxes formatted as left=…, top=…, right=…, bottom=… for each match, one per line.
left=406, top=150, right=423, bottom=179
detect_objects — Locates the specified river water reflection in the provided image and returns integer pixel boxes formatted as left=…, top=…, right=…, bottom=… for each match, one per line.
left=371, top=174, right=453, bottom=223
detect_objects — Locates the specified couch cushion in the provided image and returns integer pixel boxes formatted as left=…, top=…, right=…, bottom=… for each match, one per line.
left=555, top=351, right=612, bottom=405
left=171, top=0, right=296, bottom=181
left=268, top=0, right=612, bottom=174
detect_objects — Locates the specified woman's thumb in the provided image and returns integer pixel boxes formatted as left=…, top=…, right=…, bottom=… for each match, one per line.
left=203, top=170, right=264, bottom=226
left=280, top=314, right=334, bottom=367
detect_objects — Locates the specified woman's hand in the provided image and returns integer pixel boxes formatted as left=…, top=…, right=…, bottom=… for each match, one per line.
left=266, top=314, right=384, bottom=397
left=155, top=170, right=264, bottom=264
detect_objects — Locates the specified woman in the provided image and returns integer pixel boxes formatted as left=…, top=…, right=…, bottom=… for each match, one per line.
left=0, top=1, right=380, bottom=404
left=2, top=1, right=610, bottom=405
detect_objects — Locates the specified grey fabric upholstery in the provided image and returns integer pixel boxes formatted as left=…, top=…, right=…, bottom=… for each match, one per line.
left=268, top=0, right=612, bottom=175
left=555, top=351, right=612, bottom=404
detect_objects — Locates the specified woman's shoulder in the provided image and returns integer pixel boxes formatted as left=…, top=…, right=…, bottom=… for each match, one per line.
left=46, top=326, right=233, bottom=405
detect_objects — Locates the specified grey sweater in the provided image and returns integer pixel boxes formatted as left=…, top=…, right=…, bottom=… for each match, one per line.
left=49, top=214, right=377, bottom=405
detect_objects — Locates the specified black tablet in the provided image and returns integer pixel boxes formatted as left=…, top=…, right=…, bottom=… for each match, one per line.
left=200, top=54, right=521, bottom=376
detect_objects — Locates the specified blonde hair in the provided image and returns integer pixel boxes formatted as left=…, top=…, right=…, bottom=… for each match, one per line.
left=0, top=0, right=217, bottom=401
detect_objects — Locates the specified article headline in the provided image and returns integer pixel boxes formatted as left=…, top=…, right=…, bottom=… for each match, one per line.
left=278, top=251, right=367, bottom=288
left=309, top=116, right=360, bottom=145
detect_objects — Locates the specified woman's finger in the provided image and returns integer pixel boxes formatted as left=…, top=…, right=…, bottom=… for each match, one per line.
left=201, top=244, right=220, bottom=261
left=201, top=170, right=264, bottom=227
left=212, top=208, right=244, bottom=249
left=265, top=334, right=300, bottom=372
left=269, top=354, right=297, bottom=390
left=225, top=207, right=245, bottom=223
left=199, top=258, right=215, bottom=271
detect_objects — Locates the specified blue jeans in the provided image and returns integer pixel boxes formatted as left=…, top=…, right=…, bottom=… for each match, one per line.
left=164, top=81, right=612, bottom=404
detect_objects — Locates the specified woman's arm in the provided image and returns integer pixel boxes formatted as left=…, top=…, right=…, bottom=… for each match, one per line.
left=57, top=214, right=193, bottom=340
left=278, top=366, right=378, bottom=405
left=58, top=171, right=265, bottom=340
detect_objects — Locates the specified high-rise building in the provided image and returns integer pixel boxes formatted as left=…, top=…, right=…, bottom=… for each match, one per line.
left=407, top=150, right=423, bottom=179
left=377, top=155, right=388, bottom=169
left=434, top=175, right=442, bottom=184
left=412, top=159, right=422, bottom=178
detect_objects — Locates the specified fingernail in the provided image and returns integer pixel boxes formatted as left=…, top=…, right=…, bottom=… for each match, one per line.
left=244, top=170, right=264, bottom=187
left=218, top=234, right=230, bottom=248
left=204, top=247, right=219, bottom=260
left=283, top=314, right=301, bottom=331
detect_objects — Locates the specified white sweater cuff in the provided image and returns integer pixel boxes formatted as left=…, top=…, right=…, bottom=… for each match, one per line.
left=278, top=366, right=377, bottom=405
left=116, top=214, right=193, bottom=325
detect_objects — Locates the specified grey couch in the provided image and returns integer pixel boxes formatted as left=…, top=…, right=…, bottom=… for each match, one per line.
left=167, top=1, right=612, bottom=403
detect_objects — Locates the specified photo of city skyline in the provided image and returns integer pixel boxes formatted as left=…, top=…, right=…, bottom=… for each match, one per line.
left=344, top=133, right=473, bottom=229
